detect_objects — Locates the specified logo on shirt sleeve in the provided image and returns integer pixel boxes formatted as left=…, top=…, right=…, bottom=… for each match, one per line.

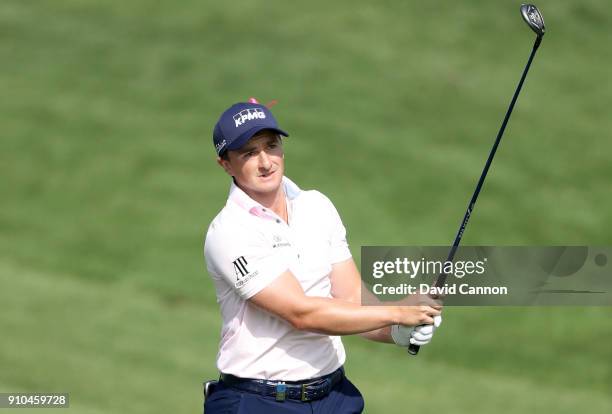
left=233, top=256, right=249, bottom=277
left=232, top=256, right=259, bottom=288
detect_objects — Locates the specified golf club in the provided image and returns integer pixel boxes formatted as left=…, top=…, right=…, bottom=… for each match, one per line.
left=407, top=4, right=545, bottom=356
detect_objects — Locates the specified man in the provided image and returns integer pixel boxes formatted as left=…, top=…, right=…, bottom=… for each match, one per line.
left=203, top=100, right=442, bottom=414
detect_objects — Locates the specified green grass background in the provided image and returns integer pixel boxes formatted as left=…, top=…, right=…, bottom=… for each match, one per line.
left=1, top=0, right=611, bottom=412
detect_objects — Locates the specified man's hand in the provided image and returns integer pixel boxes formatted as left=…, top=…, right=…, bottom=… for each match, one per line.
left=394, top=292, right=444, bottom=308
left=391, top=315, right=442, bottom=347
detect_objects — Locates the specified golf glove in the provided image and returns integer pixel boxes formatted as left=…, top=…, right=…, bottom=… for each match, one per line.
left=391, top=315, right=442, bottom=347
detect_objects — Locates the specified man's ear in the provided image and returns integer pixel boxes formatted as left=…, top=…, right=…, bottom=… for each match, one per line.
left=217, top=157, right=233, bottom=176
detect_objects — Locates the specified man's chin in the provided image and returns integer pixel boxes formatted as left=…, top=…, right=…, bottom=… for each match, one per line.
left=243, top=175, right=280, bottom=194
left=257, top=177, right=282, bottom=191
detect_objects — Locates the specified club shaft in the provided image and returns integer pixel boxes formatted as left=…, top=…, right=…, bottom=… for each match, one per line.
left=408, top=37, right=541, bottom=355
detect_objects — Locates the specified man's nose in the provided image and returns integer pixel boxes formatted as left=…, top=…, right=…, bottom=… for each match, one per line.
left=258, top=151, right=272, bottom=170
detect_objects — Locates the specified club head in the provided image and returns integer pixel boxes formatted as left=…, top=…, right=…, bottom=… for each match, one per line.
left=520, top=4, right=545, bottom=38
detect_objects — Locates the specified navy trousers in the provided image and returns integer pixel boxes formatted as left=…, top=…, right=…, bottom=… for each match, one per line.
left=204, top=376, right=364, bottom=414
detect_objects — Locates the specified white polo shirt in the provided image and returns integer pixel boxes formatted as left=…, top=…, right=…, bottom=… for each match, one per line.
left=204, top=176, right=352, bottom=380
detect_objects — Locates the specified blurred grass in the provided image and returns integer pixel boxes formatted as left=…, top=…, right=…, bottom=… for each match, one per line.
left=1, top=0, right=611, bottom=413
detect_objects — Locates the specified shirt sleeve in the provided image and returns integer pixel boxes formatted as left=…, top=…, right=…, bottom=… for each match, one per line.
left=204, top=223, right=290, bottom=300
left=320, top=194, right=352, bottom=264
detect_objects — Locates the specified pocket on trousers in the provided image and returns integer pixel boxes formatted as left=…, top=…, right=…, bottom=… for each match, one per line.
left=343, top=378, right=365, bottom=413
left=204, top=387, right=243, bottom=414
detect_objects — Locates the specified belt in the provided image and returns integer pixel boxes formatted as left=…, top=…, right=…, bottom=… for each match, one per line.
left=220, top=367, right=344, bottom=402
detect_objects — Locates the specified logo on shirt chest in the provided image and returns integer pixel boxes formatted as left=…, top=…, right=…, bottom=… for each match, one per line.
left=232, top=256, right=259, bottom=288
left=272, top=234, right=291, bottom=249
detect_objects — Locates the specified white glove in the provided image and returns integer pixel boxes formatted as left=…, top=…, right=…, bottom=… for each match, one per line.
left=391, top=315, right=442, bottom=346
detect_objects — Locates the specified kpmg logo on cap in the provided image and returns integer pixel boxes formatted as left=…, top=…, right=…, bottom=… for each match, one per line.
left=233, top=108, right=266, bottom=128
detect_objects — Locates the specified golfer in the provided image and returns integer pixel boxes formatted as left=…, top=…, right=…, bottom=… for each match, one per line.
left=203, top=100, right=442, bottom=413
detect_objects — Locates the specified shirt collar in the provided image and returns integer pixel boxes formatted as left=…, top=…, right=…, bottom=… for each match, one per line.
left=228, top=176, right=301, bottom=218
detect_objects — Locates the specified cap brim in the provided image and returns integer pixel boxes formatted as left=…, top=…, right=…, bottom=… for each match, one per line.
left=224, top=125, right=289, bottom=153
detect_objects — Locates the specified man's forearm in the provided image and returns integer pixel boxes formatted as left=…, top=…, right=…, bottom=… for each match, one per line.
left=291, top=296, right=399, bottom=335
left=358, top=326, right=393, bottom=343
left=250, top=270, right=439, bottom=336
